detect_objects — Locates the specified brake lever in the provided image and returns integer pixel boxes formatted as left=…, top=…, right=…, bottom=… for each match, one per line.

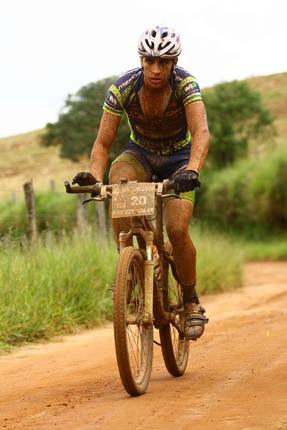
left=82, top=191, right=112, bottom=205
left=161, top=193, right=181, bottom=199
left=82, top=197, right=102, bottom=205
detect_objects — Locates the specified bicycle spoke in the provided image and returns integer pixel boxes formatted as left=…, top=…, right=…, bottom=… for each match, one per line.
left=159, top=241, right=189, bottom=377
left=127, top=326, right=141, bottom=375
left=123, top=256, right=150, bottom=381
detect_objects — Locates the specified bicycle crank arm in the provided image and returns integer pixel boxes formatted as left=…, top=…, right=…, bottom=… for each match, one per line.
left=169, top=308, right=186, bottom=339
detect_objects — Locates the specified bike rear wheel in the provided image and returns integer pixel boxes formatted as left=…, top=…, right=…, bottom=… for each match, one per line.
left=113, top=246, right=153, bottom=396
left=159, top=241, right=189, bottom=376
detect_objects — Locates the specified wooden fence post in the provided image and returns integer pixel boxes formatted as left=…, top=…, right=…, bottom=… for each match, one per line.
left=77, top=193, right=88, bottom=230
left=11, top=191, right=17, bottom=204
left=23, top=181, right=37, bottom=242
left=96, top=201, right=108, bottom=238
left=50, top=179, right=56, bottom=192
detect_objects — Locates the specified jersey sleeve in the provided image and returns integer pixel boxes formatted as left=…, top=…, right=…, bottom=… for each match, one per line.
left=103, top=84, right=124, bottom=117
left=177, top=75, right=202, bottom=106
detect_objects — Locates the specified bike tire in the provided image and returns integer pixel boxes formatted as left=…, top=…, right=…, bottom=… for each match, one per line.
left=159, top=241, right=189, bottom=376
left=113, top=246, right=153, bottom=396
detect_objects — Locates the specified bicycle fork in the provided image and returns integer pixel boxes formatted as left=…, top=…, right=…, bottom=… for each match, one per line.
left=143, top=231, right=154, bottom=325
left=119, top=226, right=155, bottom=326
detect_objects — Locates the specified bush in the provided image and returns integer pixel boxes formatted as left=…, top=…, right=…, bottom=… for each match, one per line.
left=202, top=150, right=287, bottom=231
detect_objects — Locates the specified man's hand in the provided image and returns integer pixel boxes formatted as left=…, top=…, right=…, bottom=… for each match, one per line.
left=72, top=172, right=99, bottom=186
left=173, top=169, right=201, bottom=194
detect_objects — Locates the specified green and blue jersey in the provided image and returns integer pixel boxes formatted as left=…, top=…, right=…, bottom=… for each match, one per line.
left=103, top=66, right=202, bottom=155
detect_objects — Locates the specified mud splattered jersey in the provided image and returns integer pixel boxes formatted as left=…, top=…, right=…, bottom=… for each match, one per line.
left=103, top=66, right=202, bottom=155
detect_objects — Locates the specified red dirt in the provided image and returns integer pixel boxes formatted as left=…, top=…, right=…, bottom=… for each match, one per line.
left=1, top=262, right=287, bottom=430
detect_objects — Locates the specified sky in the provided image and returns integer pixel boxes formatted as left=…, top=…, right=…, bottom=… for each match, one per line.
left=0, top=0, right=286, bottom=138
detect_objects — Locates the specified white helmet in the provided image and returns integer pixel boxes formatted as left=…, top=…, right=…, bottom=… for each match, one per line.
left=138, top=25, right=181, bottom=58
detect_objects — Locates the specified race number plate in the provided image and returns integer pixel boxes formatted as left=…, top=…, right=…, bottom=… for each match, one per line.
left=111, top=182, right=156, bottom=218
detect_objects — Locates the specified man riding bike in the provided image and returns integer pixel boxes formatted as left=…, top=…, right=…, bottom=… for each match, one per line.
left=73, top=25, right=211, bottom=340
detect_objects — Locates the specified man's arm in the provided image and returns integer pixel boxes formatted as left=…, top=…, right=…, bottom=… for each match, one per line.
left=185, top=101, right=211, bottom=173
left=90, top=111, right=121, bottom=181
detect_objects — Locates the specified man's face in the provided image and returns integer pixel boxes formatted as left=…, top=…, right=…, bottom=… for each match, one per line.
left=141, top=56, right=177, bottom=89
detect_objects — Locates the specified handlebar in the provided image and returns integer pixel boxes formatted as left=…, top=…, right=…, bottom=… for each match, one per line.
left=64, top=179, right=175, bottom=196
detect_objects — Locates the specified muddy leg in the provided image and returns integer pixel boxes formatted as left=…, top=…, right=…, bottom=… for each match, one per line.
left=165, top=198, right=199, bottom=303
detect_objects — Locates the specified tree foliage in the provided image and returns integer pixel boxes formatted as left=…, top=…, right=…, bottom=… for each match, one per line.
left=42, top=77, right=274, bottom=172
left=203, top=80, right=274, bottom=169
left=41, top=77, right=130, bottom=164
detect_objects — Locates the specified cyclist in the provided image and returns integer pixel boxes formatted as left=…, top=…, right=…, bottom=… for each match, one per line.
left=73, top=25, right=210, bottom=340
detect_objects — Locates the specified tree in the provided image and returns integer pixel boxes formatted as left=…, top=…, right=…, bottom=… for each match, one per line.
left=203, top=80, right=274, bottom=169
left=42, top=77, right=130, bottom=165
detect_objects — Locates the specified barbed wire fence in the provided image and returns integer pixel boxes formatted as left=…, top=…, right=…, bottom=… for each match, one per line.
left=1, top=180, right=108, bottom=243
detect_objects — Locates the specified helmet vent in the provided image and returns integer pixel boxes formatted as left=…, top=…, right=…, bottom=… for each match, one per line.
left=145, top=39, right=154, bottom=50
left=159, top=41, right=171, bottom=51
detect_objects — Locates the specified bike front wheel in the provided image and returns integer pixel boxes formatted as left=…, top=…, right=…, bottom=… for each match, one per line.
left=159, top=241, right=190, bottom=376
left=113, top=246, right=153, bottom=396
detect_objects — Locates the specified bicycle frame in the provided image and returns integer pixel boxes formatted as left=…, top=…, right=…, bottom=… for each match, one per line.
left=117, top=193, right=167, bottom=326
left=64, top=179, right=181, bottom=331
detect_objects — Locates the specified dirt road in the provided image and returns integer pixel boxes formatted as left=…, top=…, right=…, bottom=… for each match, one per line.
left=0, top=262, right=287, bottom=430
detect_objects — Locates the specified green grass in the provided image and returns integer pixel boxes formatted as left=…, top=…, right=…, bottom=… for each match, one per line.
left=0, top=232, right=117, bottom=349
left=191, top=223, right=243, bottom=294
left=0, top=226, right=243, bottom=351
left=241, top=238, right=287, bottom=261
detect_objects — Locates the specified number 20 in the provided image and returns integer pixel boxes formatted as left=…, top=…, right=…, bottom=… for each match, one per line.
left=131, top=195, right=147, bottom=205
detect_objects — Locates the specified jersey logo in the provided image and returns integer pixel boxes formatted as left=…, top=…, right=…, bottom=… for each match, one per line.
left=183, top=81, right=200, bottom=95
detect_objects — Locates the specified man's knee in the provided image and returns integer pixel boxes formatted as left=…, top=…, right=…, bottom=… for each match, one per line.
left=109, top=162, right=139, bottom=184
left=165, top=201, right=193, bottom=240
left=166, top=221, right=190, bottom=243
left=167, top=225, right=196, bottom=259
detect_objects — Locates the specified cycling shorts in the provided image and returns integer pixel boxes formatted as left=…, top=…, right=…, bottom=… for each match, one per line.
left=111, top=141, right=195, bottom=203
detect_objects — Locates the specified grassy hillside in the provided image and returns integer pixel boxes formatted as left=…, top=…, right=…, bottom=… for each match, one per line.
left=0, top=130, right=87, bottom=201
left=0, top=71, right=286, bottom=201
left=248, top=72, right=287, bottom=147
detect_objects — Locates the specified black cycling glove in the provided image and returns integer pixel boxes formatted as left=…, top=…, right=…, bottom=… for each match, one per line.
left=173, top=169, right=201, bottom=194
left=72, top=171, right=99, bottom=186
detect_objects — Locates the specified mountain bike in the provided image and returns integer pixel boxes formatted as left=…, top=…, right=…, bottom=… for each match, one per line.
left=65, top=178, right=190, bottom=396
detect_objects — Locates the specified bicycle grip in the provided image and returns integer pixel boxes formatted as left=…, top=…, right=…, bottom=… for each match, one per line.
left=64, top=181, right=101, bottom=194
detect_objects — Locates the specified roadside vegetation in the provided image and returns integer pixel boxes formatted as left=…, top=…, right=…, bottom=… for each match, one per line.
left=2, top=148, right=287, bottom=248
left=191, top=224, right=243, bottom=293
left=239, top=238, right=287, bottom=262
left=0, top=227, right=242, bottom=350
left=0, top=233, right=116, bottom=350
left=0, top=191, right=85, bottom=238
left=196, top=149, right=287, bottom=231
